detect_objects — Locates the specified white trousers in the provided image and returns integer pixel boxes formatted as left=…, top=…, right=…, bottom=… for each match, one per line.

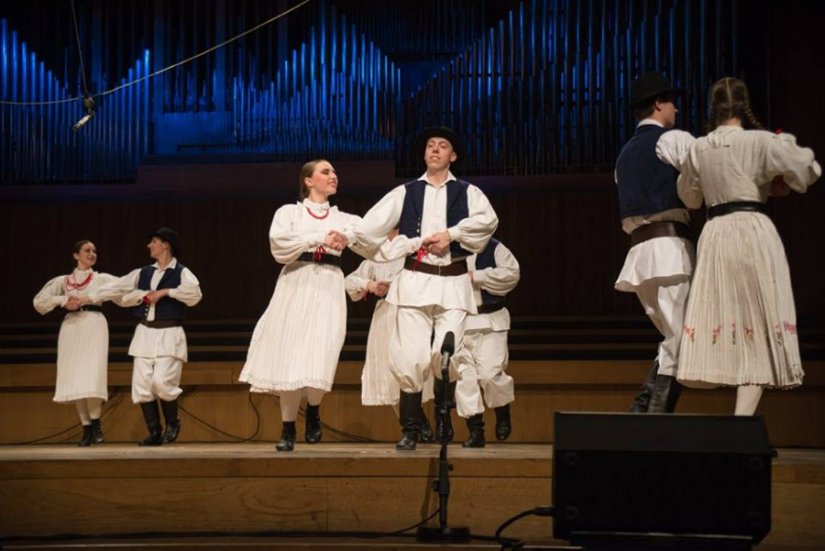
left=463, top=329, right=513, bottom=409
left=390, top=305, right=483, bottom=418
left=132, top=356, right=183, bottom=403
left=635, top=279, right=691, bottom=377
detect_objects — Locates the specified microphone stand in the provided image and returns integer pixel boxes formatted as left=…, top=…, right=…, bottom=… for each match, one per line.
left=417, top=336, right=471, bottom=543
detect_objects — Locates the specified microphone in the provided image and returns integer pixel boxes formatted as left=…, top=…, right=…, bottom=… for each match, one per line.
left=72, top=96, right=96, bottom=132
left=440, top=331, right=455, bottom=355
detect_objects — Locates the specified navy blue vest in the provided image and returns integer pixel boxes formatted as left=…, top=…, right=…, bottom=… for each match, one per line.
left=475, top=238, right=505, bottom=307
left=399, top=179, right=472, bottom=258
left=133, top=263, right=187, bottom=320
left=615, top=125, right=684, bottom=219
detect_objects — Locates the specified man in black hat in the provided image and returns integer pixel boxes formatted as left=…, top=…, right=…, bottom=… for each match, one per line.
left=615, top=72, right=696, bottom=413
left=354, top=127, right=498, bottom=450
left=92, top=227, right=202, bottom=445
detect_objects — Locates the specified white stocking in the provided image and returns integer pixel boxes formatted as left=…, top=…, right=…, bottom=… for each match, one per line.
left=87, top=398, right=103, bottom=420
left=75, top=400, right=91, bottom=425
left=278, top=390, right=302, bottom=422
left=734, top=386, right=764, bottom=416
left=304, top=387, right=326, bottom=407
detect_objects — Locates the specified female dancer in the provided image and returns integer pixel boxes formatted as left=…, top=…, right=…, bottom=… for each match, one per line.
left=33, top=240, right=122, bottom=446
left=240, top=160, right=365, bottom=451
left=676, top=77, right=821, bottom=414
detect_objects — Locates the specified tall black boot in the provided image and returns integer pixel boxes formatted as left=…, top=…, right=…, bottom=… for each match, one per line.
left=276, top=421, right=297, bottom=452
left=433, top=379, right=455, bottom=443
left=462, top=414, right=486, bottom=448
left=629, top=361, right=660, bottom=413
left=304, top=404, right=322, bottom=443
left=139, top=401, right=163, bottom=446
left=418, top=410, right=434, bottom=443
left=78, top=425, right=93, bottom=447
left=396, top=391, right=423, bottom=451
left=494, top=404, right=512, bottom=441
left=90, top=418, right=105, bottom=444
left=647, top=375, right=683, bottom=413
left=160, top=399, right=181, bottom=444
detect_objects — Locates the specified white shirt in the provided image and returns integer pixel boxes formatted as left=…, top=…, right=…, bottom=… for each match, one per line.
left=354, top=171, right=498, bottom=311
left=465, top=241, right=520, bottom=332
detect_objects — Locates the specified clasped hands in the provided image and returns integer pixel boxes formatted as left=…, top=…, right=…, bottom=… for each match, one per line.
left=64, top=295, right=91, bottom=311
left=323, top=230, right=349, bottom=251
left=367, top=280, right=390, bottom=297
left=420, top=230, right=451, bottom=256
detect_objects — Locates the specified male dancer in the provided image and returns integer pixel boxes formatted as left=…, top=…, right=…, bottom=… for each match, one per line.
left=615, top=72, right=695, bottom=413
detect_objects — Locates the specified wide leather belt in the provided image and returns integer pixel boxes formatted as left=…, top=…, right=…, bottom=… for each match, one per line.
left=707, top=201, right=768, bottom=220
left=477, top=303, right=506, bottom=314
left=404, top=257, right=468, bottom=276
left=630, top=221, right=691, bottom=247
left=296, top=252, right=342, bottom=267
left=140, top=319, right=182, bottom=329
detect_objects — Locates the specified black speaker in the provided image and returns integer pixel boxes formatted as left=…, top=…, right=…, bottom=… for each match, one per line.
left=552, top=412, right=772, bottom=549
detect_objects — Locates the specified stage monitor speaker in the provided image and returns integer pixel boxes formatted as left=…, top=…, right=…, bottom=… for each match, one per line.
left=552, top=412, right=772, bottom=548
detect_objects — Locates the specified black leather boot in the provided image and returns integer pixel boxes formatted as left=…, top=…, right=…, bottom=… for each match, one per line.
left=494, top=404, right=512, bottom=441
left=629, top=361, right=660, bottom=413
left=139, top=401, right=163, bottom=446
left=304, top=404, right=322, bottom=443
left=90, top=418, right=105, bottom=444
left=433, top=379, right=455, bottom=443
left=647, top=374, right=683, bottom=413
left=462, top=414, right=486, bottom=448
left=160, top=399, right=181, bottom=444
left=276, top=421, right=297, bottom=452
left=418, top=410, right=434, bottom=443
left=396, top=391, right=422, bottom=451
left=78, top=425, right=93, bottom=447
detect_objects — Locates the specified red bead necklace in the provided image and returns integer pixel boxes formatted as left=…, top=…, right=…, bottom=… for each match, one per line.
left=65, top=271, right=94, bottom=290
left=306, top=206, right=330, bottom=220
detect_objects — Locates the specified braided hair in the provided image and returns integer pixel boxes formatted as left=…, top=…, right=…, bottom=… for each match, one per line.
left=708, top=77, right=763, bottom=131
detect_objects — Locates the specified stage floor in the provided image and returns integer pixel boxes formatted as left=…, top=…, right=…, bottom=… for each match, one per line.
left=2, top=443, right=824, bottom=550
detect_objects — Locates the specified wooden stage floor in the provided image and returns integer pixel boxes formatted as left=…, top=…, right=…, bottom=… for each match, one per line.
left=1, top=443, right=824, bottom=550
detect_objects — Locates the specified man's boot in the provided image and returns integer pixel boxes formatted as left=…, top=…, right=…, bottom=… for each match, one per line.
left=305, top=404, right=322, bottom=443
left=629, top=361, right=659, bottom=412
left=90, top=418, right=105, bottom=444
left=494, top=404, right=512, bottom=441
left=647, top=375, right=683, bottom=413
left=433, top=379, right=455, bottom=443
left=396, top=391, right=423, bottom=451
left=160, top=399, right=181, bottom=444
left=139, top=401, right=163, bottom=446
left=462, top=414, right=486, bottom=448
left=418, top=410, right=434, bottom=443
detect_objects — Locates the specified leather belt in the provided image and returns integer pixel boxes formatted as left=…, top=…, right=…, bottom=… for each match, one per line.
left=79, top=305, right=102, bottom=312
left=140, top=319, right=182, bottom=329
left=630, top=221, right=691, bottom=247
left=707, top=201, right=768, bottom=220
left=296, top=252, right=342, bottom=267
left=477, top=303, right=505, bottom=314
left=404, top=257, right=468, bottom=276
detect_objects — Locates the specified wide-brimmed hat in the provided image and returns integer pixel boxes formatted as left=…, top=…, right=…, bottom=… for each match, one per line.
left=149, top=227, right=181, bottom=258
left=414, top=126, right=466, bottom=165
left=629, top=72, right=683, bottom=107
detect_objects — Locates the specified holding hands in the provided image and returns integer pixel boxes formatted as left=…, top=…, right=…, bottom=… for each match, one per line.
left=421, top=231, right=451, bottom=256
left=367, top=280, right=390, bottom=297
left=324, top=230, right=349, bottom=251
left=142, top=289, right=170, bottom=305
left=64, top=295, right=91, bottom=311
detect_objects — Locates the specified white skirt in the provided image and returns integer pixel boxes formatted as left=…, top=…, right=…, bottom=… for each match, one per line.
left=54, top=311, right=109, bottom=402
left=677, top=212, right=803, bottom=389
left=240, top=262, right=346, bottom=392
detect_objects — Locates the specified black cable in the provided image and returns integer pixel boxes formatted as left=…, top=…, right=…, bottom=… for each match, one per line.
left=1, top=392, right=125, bottom=446
left=177, top=389, right=264, bottom=442
left=69, top=0, right=91, bottom=98
left=298, top=406, right=376, bottom=443
left=494, top=506, right=554, bottom=550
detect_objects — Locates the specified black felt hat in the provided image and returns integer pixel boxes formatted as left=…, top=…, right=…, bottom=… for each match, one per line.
left=149, top=227, right=181, bottom=258
left=629, top=72, right=683, bottom=107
